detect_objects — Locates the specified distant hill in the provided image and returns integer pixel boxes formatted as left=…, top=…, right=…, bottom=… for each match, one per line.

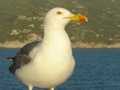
left=0, top=0, right=120, bottom=48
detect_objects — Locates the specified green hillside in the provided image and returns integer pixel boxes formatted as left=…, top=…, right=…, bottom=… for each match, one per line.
left=0, top=0, right=120, bottom=45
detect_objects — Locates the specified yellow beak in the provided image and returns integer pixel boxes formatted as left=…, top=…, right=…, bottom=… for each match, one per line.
left=66, top=14, right=88, bottom=22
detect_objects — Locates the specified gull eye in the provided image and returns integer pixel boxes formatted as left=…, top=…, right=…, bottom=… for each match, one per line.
left=56, top=11, right=62, bottom=15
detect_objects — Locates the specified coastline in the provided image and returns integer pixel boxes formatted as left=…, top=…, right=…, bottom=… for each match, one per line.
left=0, top=41, right=120, bottom=48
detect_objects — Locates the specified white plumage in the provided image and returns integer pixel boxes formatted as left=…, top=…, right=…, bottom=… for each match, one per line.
left=9, top=7, right=88, bottom=90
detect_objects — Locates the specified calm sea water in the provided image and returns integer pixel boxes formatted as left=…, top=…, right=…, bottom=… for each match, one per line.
left=0, top=48, right=120, bottom=90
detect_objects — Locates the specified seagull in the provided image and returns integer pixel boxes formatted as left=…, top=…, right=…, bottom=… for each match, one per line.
left=8, top=7, right=88, bottom=90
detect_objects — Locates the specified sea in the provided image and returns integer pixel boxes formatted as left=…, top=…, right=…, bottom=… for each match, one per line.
left=0, top=48, right=120, bottom=90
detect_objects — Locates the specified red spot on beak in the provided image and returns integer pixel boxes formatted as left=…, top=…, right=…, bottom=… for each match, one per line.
left=79, top=18, right=86, bottom=22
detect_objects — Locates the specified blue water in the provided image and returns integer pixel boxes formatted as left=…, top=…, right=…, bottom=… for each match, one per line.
left=0, top=48, right=120, bottom=90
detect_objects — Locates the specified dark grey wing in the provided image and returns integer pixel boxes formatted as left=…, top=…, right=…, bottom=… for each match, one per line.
left=8, top=41, right=41, bottom=74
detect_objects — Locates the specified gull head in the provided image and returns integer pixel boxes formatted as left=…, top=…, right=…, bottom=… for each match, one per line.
left=44, top=7, right=88, bottom=27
